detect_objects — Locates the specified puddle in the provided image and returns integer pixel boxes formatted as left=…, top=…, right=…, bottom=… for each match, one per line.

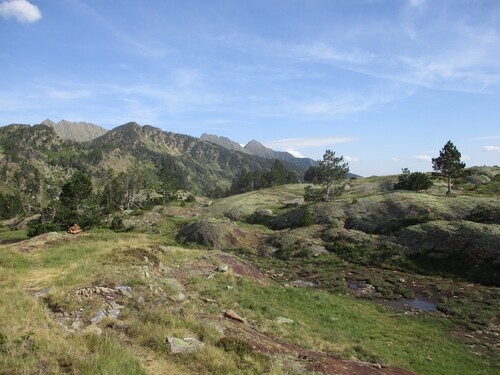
left=375, top=298, right=437, bottom=311
left=347, top=281, right=376, bottom=296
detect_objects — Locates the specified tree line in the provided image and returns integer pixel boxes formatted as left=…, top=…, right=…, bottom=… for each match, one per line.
left=8, top=140, right=468, bottom=236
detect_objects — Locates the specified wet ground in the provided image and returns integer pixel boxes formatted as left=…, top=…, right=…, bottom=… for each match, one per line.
left=346, top=280, right=438, bottom=311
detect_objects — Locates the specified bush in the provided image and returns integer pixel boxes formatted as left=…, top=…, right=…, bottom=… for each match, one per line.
left=394, top=169, right=433, bottom=191
left=0, top=193, right=24, bottom=219
left=27, top=220, right=62, bottom=237
left=110, top=216, right=124, bottom=230
left=304, top=186, right=323, bottom=202
left=299, top=207, right=314, bottom=227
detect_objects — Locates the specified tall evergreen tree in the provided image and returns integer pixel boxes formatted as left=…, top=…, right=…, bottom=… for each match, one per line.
left=60, top=170, right=93, bottom=211
left=432, top=141, right=466, bottom=195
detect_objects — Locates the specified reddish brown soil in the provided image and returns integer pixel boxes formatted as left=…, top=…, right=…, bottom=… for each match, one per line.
left=215, top=253, right=268, bottom=284
left=204, top=315, right=418, bottom=375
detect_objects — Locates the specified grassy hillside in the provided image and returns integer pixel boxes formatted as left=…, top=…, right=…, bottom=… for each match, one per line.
left=0, top=229, right=497, bottom=374
left=1, top=170, right=499, bottom=374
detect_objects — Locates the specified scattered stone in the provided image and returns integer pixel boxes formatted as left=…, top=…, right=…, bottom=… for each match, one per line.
left=107, top=300, right=123, bottom=310
left=158, top=262, right=173, bottom=273
left=33, top=287, right=52, bottom=298
left=217, top=264, right=229, bottom=273
left=71, top=320, right=84, bottom=330
left=226, top=286, right=234, bottom=290
left=107, top=309, right=120, bottom=319
left=115, top=285, right=132, bottom=297
left=176, top=293, right=186, bottom=302
left=140, top=266, right=151, bottom=279
left=157, top=245, right=169, bottom=253
left=276, top=317, right=294, bottom=324
left=166, top=337, right=205, bottom=354
left=201, top=297, right=217, bottom=304
left=90, top=309, right=107, bottom=324
left=290, top=280, right=315, bottom=288
left=224, top=309, right=246, bottom=323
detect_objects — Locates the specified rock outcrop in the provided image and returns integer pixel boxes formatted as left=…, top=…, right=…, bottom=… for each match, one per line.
left=176, top=217, right=259, bottom=249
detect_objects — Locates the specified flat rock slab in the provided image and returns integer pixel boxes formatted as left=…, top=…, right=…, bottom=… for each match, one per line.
left=166, top=337, right=205, bottom=354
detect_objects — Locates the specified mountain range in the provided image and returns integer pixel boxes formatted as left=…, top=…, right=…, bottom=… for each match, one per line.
left=200, top=133, right=317, bottom=171
left=40, top=119, right=108, bottom=142
left=34, top=120, right=318, bottom=172
left=0, top=121, right=308, bottom=207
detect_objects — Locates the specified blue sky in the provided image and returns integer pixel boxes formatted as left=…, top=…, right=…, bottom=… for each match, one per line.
left=1, top=0, right=499, bottom=176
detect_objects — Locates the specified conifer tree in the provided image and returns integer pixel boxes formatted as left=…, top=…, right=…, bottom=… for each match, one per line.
left=432, top=141, right=466, bottom=195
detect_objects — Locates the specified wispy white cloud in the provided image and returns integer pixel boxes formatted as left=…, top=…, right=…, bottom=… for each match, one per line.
left=219, top=3, right=500, bottom=94
left=482, top=145, right=500, bottom=153
left=470, top=135, right=500, bottom=141
left=392, top=157, right=399, bottom=161
left=297, top=97, right=376, bottom=116
left=345, top=156, right=359, bottom=162
left=43, top=88, right=92, bottom=100
left=291, top=85, right=414, bottom=117
left=65, top=0, right=167, bottom=57
left=0, top=0, right=41, bottom=23
left=266, top=137, right=357, bottom=149
left=287, top=149, right=305, bottom=158
left=0, top=77, right=223, bottom=127
left=290, top=42, right=374, bottom=65
left=413, top=155, right=433, bottom=162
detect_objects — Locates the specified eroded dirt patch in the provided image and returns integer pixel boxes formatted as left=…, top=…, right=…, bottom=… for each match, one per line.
left=215, top=253, right=268, bottom=284
left=14, top=232, right=86, bottom=253
left=208, top=315, right=417, bottom=375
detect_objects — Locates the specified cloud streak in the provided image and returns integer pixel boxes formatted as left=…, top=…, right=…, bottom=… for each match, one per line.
left=345, top=156, right=359, bottom=162
left=65, top=0, right=167, bottom=57
left=413, top=155, right=433, bottom=162
left=219, top=2, right=500, bottom=94
left=482, top=145, right=500, bottom=153
left=0, top=0, right=41, bottom=23
left=470, top=135, right=500, bottom=141
left=266, top=137, right=357, bottom=149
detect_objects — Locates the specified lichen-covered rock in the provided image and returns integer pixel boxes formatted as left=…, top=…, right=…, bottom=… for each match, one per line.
left=166, top=337, right=205, bottom=354
left=396, top=220, right=500, bottom=284
left=267, top=229, right=327, bottom=259
left=176, top=217, right=257, bottom=248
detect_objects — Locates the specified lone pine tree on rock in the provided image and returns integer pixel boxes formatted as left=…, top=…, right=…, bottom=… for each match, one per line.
left=303, top=150, right=350, bottom=202
left=319, top=150, right=349, bottom=201
left=432, top=140, right=466, bottom=195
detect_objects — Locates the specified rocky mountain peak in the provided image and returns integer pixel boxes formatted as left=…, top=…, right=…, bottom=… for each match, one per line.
left=40, top=119, right=108, bottom=142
